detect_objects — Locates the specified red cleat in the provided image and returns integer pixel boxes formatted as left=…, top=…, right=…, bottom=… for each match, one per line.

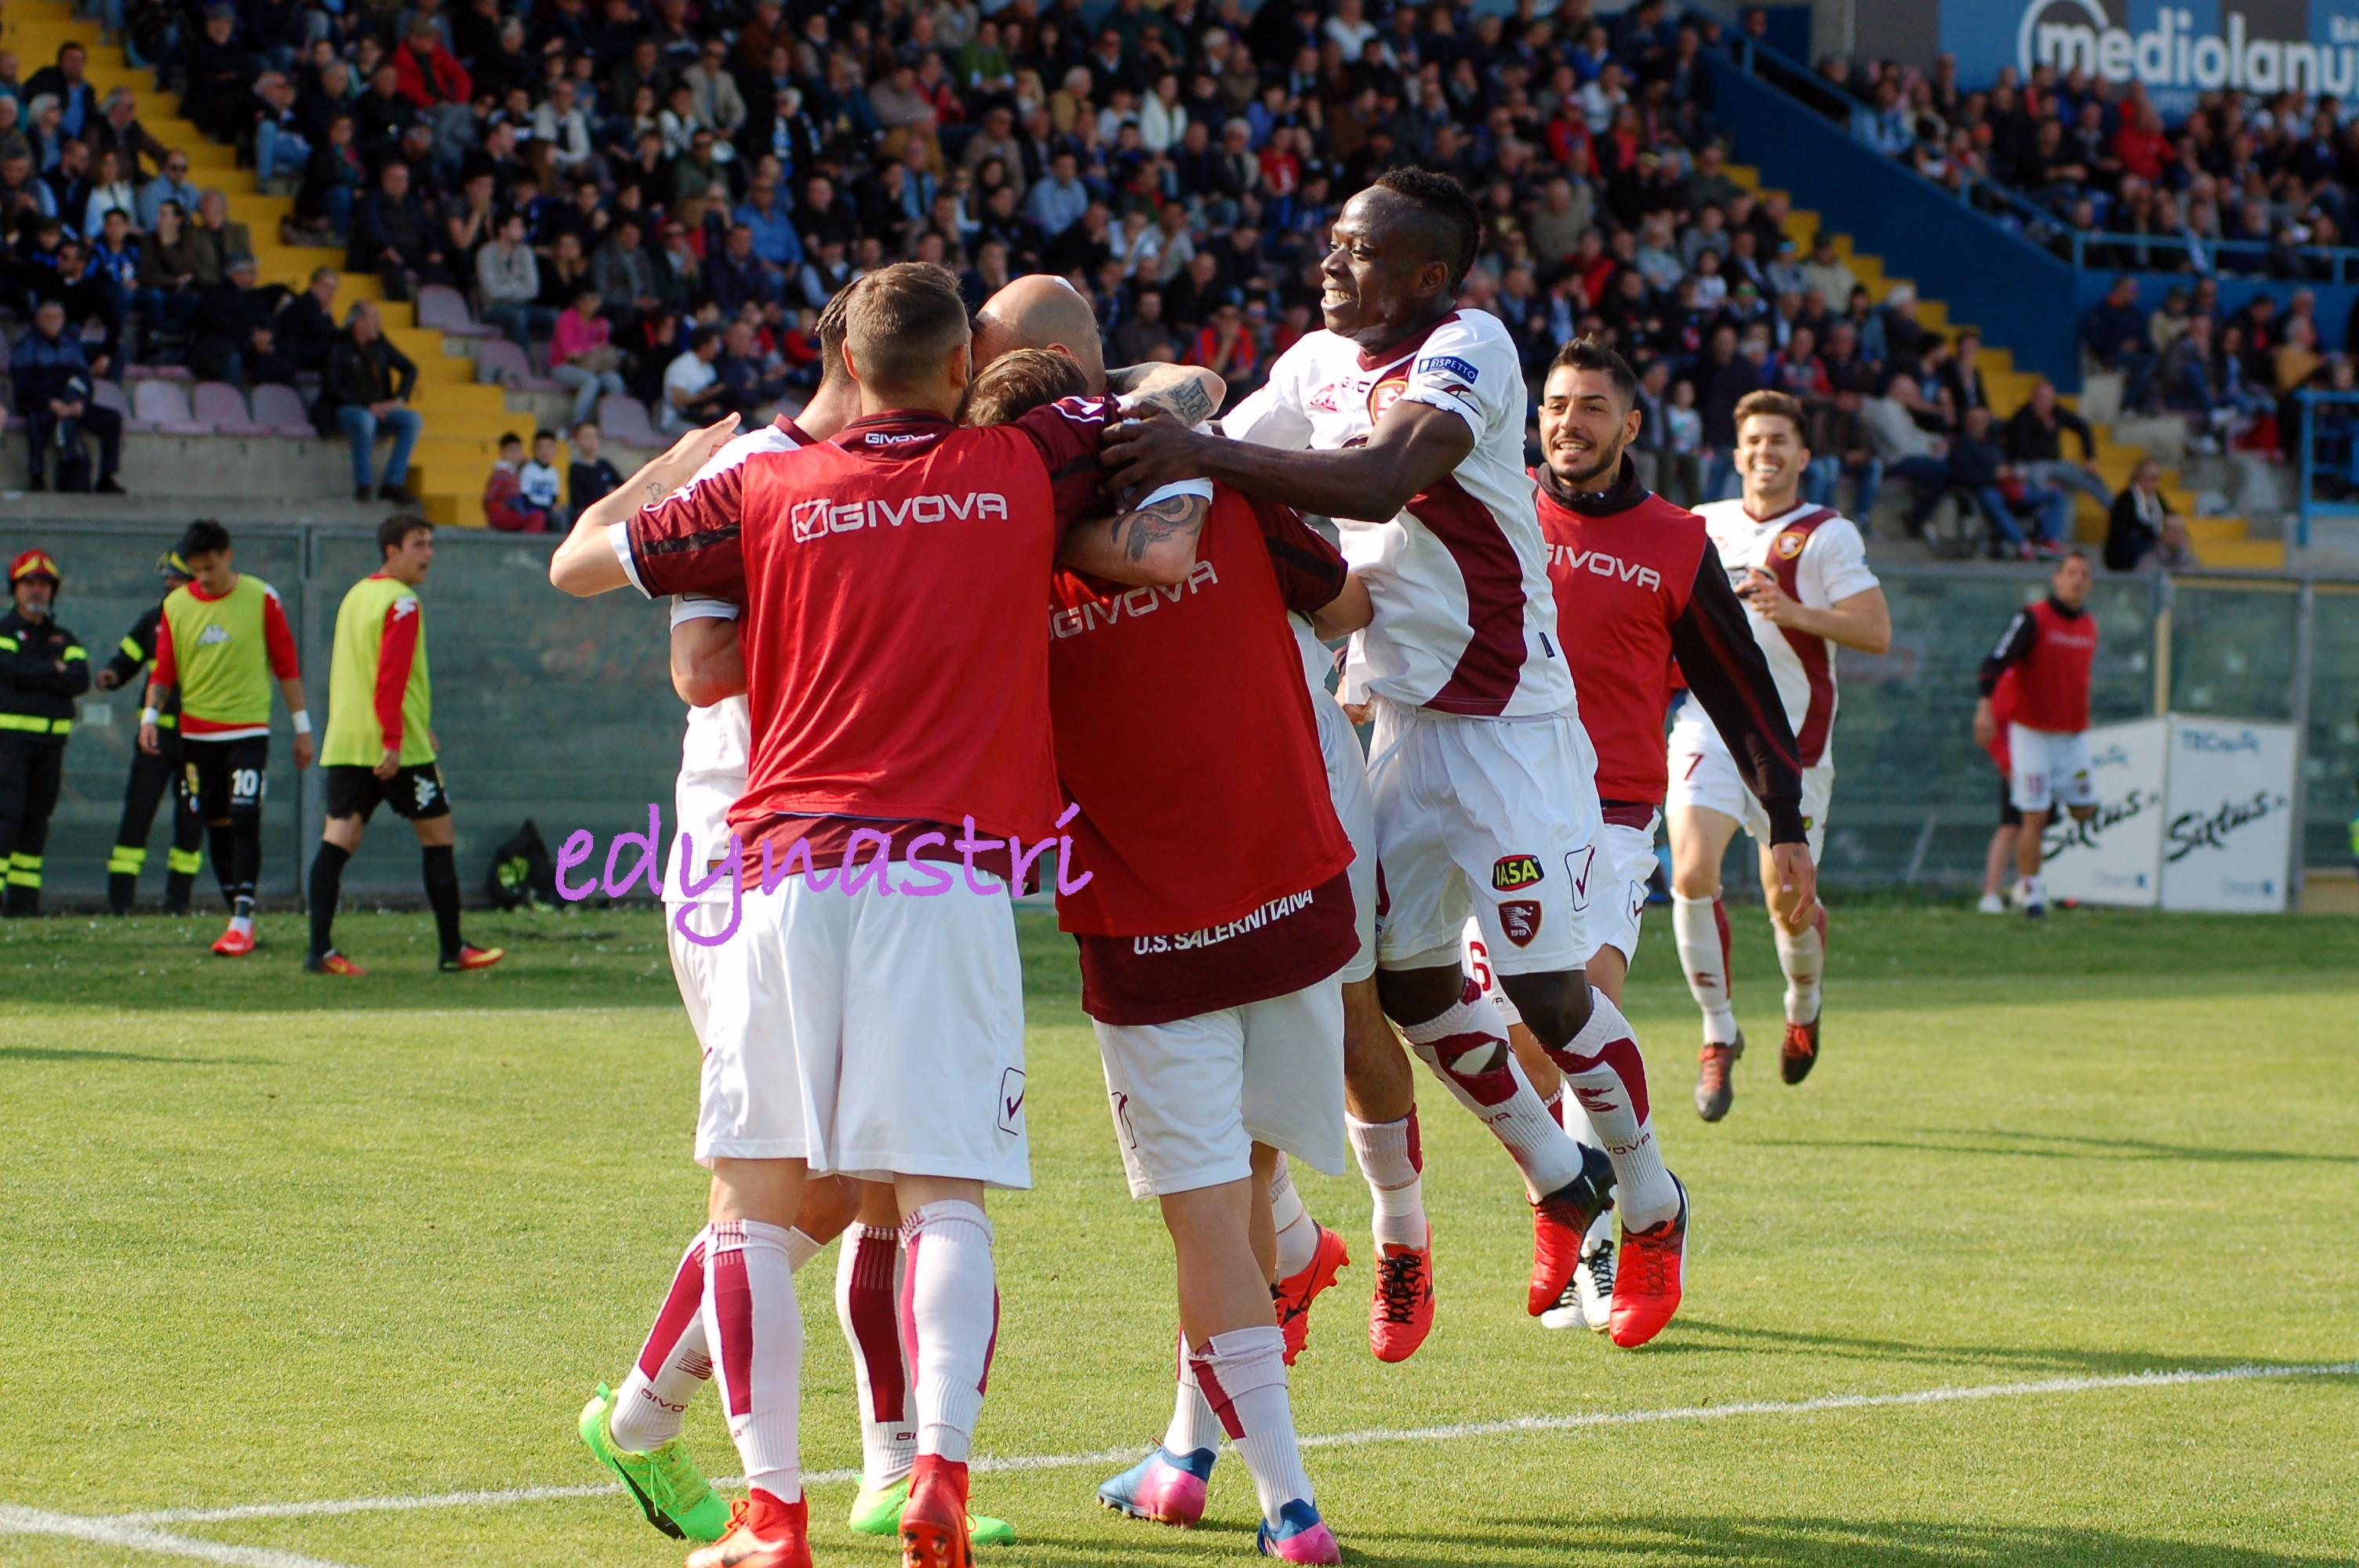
left=1780, top=1017, right=1820, bottom=1084
left=211, top=925, right=256, bottom=957
left=439, top=943, right=505, bottom=972
left=304, top=951, right=366, bottom=976
left=1367, top=1226, right=1434, bottom=1364
left=685, top=1490, right=811, bottom=1568
left=1528, top=1143, right=1616, bottom=1316
left=1609, top=1179, right=1687, bottom=1348
left=1271, top=1223, right=1349, bottom=1365
left=1695, top=1033, right=1741, bottom=1122
left=900, top=1455, right=972, bottom=1568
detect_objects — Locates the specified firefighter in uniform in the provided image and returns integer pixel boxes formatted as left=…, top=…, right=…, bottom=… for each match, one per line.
left=93, top=550, right=209, bottom=915
left=0, top=550, right=90, bottom=916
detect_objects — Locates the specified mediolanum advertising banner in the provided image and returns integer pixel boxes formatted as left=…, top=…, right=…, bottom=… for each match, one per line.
left=1946, top=2, right=2359, bottom=117
left=2042, top=717, right=2169, bottom=908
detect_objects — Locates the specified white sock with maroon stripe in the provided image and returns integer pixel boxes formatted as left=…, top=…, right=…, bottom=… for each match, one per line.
left=1547, top=990, right=1680, bottom=1231
left=703, top=1218, right=802, bottom=1503
left=1162, top=1328, right=1227, bottom=1458
left=900, top=1200, right=997, bottom=1464
left=1548, top=1083, right=1605, bottom=1150
left=1348, top=1110, right=1427, bottom=1250
left=1267, top=1155, right=1319, bottom=1279
left=1672, top=894, right=1740, bottom=1045
left=1189, top=1326, right=1312, bottom=1526
left=1402, top=981, right=1582, bottom=1200
left=609, top=1230, right=714, bottom=1454
left=835, top=1224, right=915, bottom=1491
left=1775, top=907, right=1826, bottom=1025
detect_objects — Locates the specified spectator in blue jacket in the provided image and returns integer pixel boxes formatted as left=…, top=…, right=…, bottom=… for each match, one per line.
left=2082, top=274, right=2157, bottom=412
left=1023, top=151, right=1090, bottom=238
left=732, top=172, right=803, bottom=272
left=13, top=299, right=125, bottom=492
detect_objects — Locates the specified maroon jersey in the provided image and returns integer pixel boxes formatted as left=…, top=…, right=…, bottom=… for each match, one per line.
left=1978, top=596, right=2098, bottom=733
left=1052, top=484, right=1358, bottom=1025
left=623, top=398, right=1117, bottom=862
left=1535, top=462, right=1807, bottom=840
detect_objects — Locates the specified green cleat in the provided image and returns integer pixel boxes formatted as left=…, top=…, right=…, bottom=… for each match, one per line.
left=846, top=1474, right=1015, bottom=1546
left=576, top=1384, right=732, bottom=1543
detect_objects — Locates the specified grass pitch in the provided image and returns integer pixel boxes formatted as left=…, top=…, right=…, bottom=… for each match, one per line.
left=2, top=901, right=2354, bottom=1568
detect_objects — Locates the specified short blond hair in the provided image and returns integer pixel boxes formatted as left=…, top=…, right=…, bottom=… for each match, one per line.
left=843, top=263, right=969, bottom=397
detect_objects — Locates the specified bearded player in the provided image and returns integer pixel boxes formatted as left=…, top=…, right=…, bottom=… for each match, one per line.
left=1466, top=337, right=1812, bottom=1332
left=1670, top=390, right=1890, bottom=1120
left=1105, top=169, right=1689, bottom=1347
left=555, top=263, right=1220, bottom=1568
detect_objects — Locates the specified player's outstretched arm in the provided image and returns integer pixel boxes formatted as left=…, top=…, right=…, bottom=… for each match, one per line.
left=1057, top=489, right=1211, bottom=587
left=1103, top=397, right=1474, bottom=521
left=671, top=616, right=746, bottom=706
left=550, top=414, right=742, bottom=597
left=1740, top=575, right=1893, bottom=655
left=1108, top=362, right=1224, bottom=426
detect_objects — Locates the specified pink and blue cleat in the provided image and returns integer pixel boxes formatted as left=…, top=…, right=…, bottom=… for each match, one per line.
left=1256, top=1499, right=1342, bottom=1563
left=1096, top=1446, right=1212, bottom=1526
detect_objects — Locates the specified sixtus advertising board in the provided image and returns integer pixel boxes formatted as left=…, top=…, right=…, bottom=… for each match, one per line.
left=2158, top=717, right=2297, bottom=913
left=2041, top=717, right=2169, bottom=908
left=1945, top=2, right=2359, bottom=118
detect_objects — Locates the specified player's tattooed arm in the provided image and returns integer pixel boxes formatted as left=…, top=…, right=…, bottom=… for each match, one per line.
left=1056, top=491, right=1210, bottom=587
left=1103, top=397, right=1474, bottom=521
left=551, top=413, right=742, bottom=596
left=1110, top=363, right=1223, bottom=427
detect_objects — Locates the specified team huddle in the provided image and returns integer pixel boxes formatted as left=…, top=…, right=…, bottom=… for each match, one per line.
left=545, top=169, right=1888, bottom=1568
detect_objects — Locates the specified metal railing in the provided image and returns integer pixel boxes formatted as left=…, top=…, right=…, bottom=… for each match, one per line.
left=2295, top=389, right=2359, bottom=549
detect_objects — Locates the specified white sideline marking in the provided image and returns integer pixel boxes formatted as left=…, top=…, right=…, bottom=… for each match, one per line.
left=107, top=1360, right=2357, bottom=1531
left=0, top=1503, right=357, bottom=1567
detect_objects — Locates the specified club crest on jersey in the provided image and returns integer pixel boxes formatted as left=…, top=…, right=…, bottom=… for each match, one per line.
left=1368, top=376, right=1408, bottom=420
left=1492, top=854, right=1544, bottom=891
left=1776, top=532, right=1807, bottom=560
left=1498, top=900, right=1543, bottom=946
left=1416, top=354, right=1480, bottom=383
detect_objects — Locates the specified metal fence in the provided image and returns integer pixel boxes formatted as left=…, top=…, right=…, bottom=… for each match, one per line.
left=5, top=521, right=2354, bottom=903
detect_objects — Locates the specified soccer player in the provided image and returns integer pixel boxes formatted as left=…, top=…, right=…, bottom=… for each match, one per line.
left=971, top=274, right=1376, bottom=1360
left=305, top=515, right=503, bottom=975
left=1669, top=390, right=1890, bottom=1120
left=554, top=263, right=1220, bottom=1568
left=93, top=549, right=208, bottom=916
left=0, top=550, right=89, bottom=917
left=1472, top=337, right=1811, bottom=1332
left=967, top=347, right=1359, bottom=1561
left=1974, top=550, right=2100, bottom=919
left=1976, top=668, right=2023, bottom=915
left=1104, top=169, right=1689, bottom=1347
left=141, top=521, right=313, bottom=956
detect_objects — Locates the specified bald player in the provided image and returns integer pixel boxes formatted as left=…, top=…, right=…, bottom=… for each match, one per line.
left=974, top=279, right=1395, bottom=1364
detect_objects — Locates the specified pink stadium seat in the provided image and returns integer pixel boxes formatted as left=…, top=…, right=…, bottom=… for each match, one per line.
left=598, top=393, right=660, bottom=448
left=418, top=285, right=497, bottom=338
left=194, top=382, right=271, bottom=436
left=250, top=383, right=315, bottom=437
left=133, top=378, right=212, bottom=434
left=92, top=377, right=153, bottom=434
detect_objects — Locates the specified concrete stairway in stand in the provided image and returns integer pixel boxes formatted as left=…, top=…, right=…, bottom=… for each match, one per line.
left=3, top=0, right=505, bottom=525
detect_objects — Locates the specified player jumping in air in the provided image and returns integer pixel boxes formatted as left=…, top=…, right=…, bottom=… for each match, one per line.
left=93, top=549, right=207, bottom=916
left=1670, top=391, right=1890, bottom=1121
left=1106, top=169, right=1690, bottom=1348
left=969, top=347, right=1365, bottom=1561
left=1975, top=550, right=2101, bottom=918
left=306, top=514, right=503, bottom=975
left=555, top=263, right=1219, bottom=1568
left=1467, top=338, right=1812, bottom=1332
left=141, top=521, right=313, bottom=956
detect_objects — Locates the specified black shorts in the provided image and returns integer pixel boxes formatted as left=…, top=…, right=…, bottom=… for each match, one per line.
left=325, top=761, right=451, bottom=822
left=184, top=735, right=270, bottom=819
left=1997, top=774, right=2022, bottom=829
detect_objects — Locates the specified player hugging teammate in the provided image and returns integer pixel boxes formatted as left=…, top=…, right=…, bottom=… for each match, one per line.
left=542, top=170, right=1885, bottom=1568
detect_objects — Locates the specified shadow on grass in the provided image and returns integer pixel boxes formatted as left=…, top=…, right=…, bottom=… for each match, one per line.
left=1664, top=1322, right=2352, bottom=1379
left=1747, top=1127, right=2359, bottom=1165
left=0, top=1045, right=276, bottom=1065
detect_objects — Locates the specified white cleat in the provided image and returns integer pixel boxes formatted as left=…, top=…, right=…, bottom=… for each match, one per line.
left=1540, top=1214, right=1615, bottom=1332
left=1976, top=892, right=2006, bottom=914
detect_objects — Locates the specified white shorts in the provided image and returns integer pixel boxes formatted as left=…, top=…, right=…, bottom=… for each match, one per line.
left=694, top=873, right=1031, bottom=1189
left=1667, top=702, right=1834, bottom=862
left=1314, top=691, right=1377, bottom=985
left=2009, top=724, right=2097, bottom=813
left=1460, top=815, right=1658, bottom=1025
left=1093, top=978, right=1347, bottom=1199
left=667, top=901, right=722, bottom=1045
left=1367, top=697, right=1604, bottom=977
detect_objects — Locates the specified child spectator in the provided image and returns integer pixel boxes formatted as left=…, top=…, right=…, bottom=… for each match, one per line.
left=518, top=429, right=567, bottom=526
left=483, top=432, right=550, bottom=533
left=568, top=420, right=623, bottom=510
